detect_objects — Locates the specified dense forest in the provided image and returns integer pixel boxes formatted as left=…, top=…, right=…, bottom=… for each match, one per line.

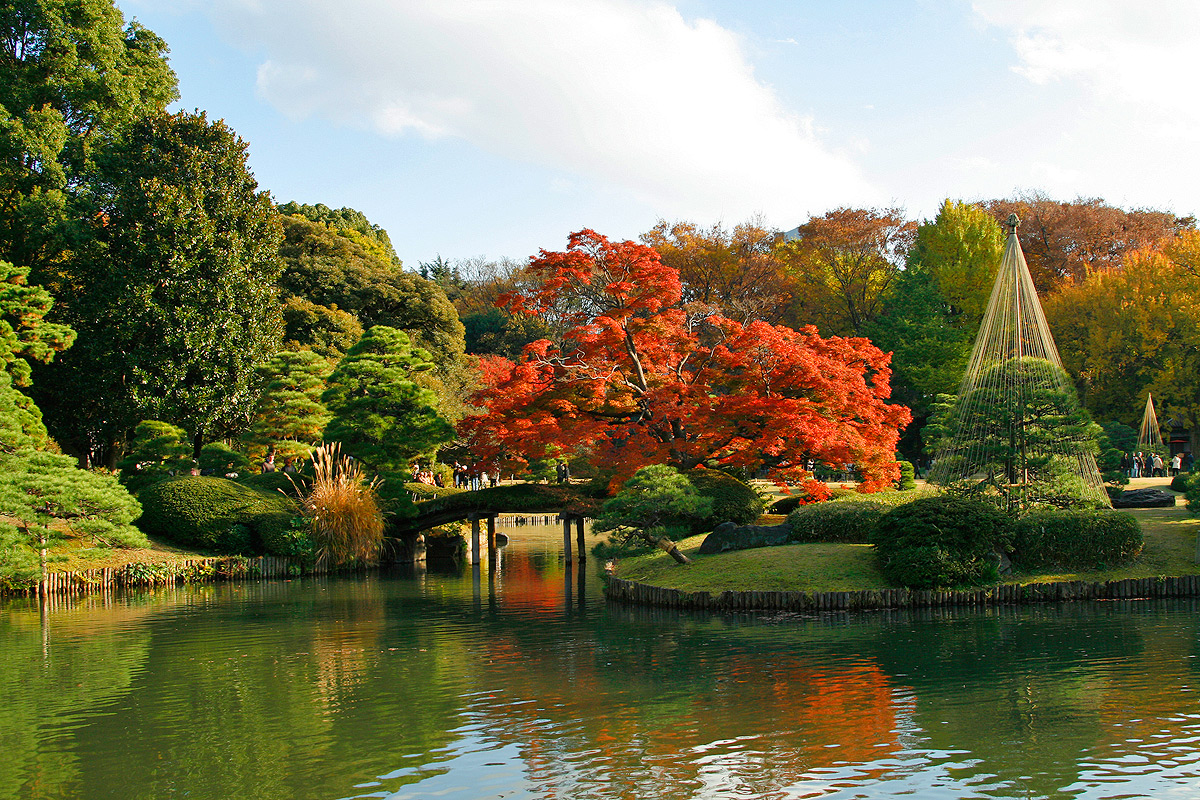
left=4, top=0, right=1199, bottom=495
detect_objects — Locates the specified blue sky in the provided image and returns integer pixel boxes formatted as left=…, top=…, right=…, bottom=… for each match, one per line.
left=119, top=0, right=1200, bottom=268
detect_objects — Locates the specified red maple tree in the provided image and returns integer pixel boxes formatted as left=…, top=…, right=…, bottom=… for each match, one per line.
left=458, top=230, right=911, bottom=492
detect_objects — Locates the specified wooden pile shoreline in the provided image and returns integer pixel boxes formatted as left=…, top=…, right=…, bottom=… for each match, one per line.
left=13, top=560, right=1200, bottom=612
left=605, top=575, right=1200, bottom=611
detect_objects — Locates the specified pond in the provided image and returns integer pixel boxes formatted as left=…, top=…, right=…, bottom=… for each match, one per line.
left=5, top=521, right=1200, bottom=799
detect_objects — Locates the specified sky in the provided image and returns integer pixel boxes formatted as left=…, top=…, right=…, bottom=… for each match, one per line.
left=119, top=0, right=1200, bottom=268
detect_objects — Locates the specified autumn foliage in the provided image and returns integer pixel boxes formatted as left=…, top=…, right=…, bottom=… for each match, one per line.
left=458, top=230, right=911, bottom=491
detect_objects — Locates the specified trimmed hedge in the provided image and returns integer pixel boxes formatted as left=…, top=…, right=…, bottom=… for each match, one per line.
left=871, top=496, right=1015, bottom=589
left=1013, top=509, right=1142, bottom=570
left=136, top=477, right=300, bottom=555
left=237, top=471, right=302, bottom=495
left=404, top=482, right=465, bottom=500
left=686, top=470, right=762, bottom=531
left=896, top=460, right=916, bottom=490
left=786, top=501, right=890, bottom=543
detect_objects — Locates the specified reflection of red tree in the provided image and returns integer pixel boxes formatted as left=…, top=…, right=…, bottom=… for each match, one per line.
left=1092, top=629, right=1197, bottom=760
left=492, top=554, right=566, bottom=615
left=474, top=635, right=907, bottom=794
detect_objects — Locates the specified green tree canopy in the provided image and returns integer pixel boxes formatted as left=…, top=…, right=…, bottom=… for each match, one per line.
left=281, top=297, right=363, bottom=360
left=0, top=367, right=50, bottom=453
left=276, top=201, right=400, bottom=266
left=115, top=420, right=192, bottom=493
left=867, top=200, right=1006, bottom=455
left=33, top=110, right=284, bottom=464
left=908, top=200, right=1006, bottom=326
left=322, top=326, right=455, bottom=475
left=0, top=0, right=177, bottom=273
left=277, top=213, right=464, bottom=364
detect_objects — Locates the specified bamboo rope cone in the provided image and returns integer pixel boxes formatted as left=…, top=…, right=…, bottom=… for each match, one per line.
left=929, top=215, right=1110, bottom=509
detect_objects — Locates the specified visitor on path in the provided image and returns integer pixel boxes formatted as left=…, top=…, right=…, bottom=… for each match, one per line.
left=1186, top=452, right=1195, bottom=472
left=1152, top=453, right=1164, bottom=477
left=261, top=448, right=276, bottom=473
left=1172, top=453, right=1183, bottom=477
left=282, top=457, right=298, bottom=475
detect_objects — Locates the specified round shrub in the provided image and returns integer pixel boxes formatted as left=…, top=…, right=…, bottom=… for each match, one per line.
left=1013, top=509, right=1142, bottom=570
left=768, top=494, right=808, bottom=515
left=136, top=476, right=297, bottom=554
left=870, top=496, right=1015, bottom=589
left=686, top=470, right=763, bottom=531
left=199, top=442, right=251, bottom=475
left=1170, top=472, right=1197, bottom=493
left=787, top=501, right=889, bottom=543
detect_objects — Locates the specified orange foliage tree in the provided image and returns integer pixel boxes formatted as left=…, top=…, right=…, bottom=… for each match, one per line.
left=985, top=193, right=1190, bottom=290
left=458, top=230, right=911, bottom=491
left=779, top=207, right=916, bottom=337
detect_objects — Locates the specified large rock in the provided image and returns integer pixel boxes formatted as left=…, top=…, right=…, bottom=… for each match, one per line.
left=698, top=521, right=791, bottom=554
left=1111, top=488, right=1176, bottom=508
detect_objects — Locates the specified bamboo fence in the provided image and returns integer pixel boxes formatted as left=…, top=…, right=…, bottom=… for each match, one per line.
left=4, top=555, right=326, bottom=598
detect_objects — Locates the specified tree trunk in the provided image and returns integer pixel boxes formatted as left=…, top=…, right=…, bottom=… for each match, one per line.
left=656, top=536, right=691, bottom=564
left=103, top=441, right=119, bottom=471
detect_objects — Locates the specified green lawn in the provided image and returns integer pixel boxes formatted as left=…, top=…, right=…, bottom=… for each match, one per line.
left=611, top=483, right=1200, bottom=593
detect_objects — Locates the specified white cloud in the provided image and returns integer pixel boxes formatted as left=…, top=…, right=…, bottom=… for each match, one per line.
left=201, top=0, right=877, bottom=223
left=972, top=0, right=1200, bottom=127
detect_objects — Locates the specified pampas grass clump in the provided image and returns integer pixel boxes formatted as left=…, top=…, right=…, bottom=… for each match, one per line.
left=295, top=443, right=384, bottom=567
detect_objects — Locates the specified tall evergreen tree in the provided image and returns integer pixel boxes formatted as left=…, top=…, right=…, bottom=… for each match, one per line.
left=0, top=270, right=144, bottom=581
left=34, top=111, right=284, bottom=464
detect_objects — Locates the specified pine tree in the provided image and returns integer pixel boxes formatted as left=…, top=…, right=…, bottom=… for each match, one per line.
left=322, top=327, right=455, bottom=475
left=0, top=371, right=146, bottom=581
left=116, top=420, right=193, bottom=492
left=244, top=350, right=334, bottom=462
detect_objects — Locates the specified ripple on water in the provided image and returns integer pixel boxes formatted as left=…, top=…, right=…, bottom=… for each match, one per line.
left=10, top=543, right=1200, bottom=800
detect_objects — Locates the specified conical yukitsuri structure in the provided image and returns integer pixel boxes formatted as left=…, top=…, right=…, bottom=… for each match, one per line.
left=1137, top=393, right=1165, bottom=453
left=929, top=214, right=1109, bottom=509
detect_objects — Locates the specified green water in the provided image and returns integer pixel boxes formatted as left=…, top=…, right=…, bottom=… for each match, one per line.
left=5, top=526, right=1200, bottom=799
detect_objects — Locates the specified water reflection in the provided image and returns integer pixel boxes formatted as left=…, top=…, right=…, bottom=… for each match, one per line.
left=4, top=520, right=1200, bottom=799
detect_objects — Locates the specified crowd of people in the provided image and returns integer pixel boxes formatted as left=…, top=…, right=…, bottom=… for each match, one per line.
left=1122, top=450, right=1192, bottom=478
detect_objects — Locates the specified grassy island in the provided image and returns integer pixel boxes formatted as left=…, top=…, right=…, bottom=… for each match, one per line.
left=611, top=480, right=1198, bottom=595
